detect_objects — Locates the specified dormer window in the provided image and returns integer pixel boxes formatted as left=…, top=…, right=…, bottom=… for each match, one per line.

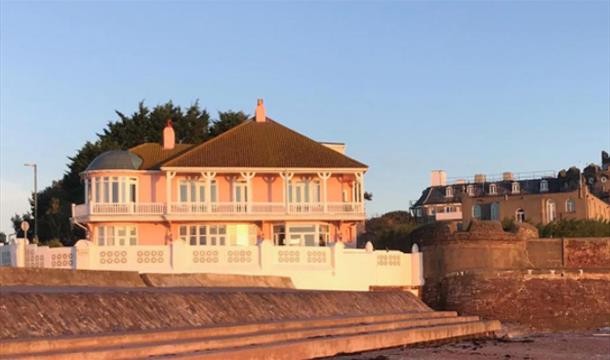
left=489, top=183, right=497, bottom=195
left=512, top=182, right=520, bottom=194
left=445, top=186, right=453, bottom=197
left=540, top=179, right=549, bottom=192
left=467, top=185, right=475, bottom=196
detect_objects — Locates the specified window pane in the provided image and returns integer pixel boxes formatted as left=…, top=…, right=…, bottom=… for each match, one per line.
left=218, top=226, right=226, bottom=235
left=111, top=178, right=119, bottom=203
left=180, top=183, right=188, bottom=202
left=103, top=178, right=110, bottom=203
left=210, top=226, right=218, bottom=235
left=210, top=182, right=217, bottom=202
left=130, top=184, right=137, bottom=203
left=190, top=182, right=196, bottom=202
left=98, top=227, right=105, bottom=246
left=199, top=185, right=206, bottom=202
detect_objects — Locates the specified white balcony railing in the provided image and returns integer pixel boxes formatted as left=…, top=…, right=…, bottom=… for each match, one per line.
left=73, top=201, right=364, bottom=217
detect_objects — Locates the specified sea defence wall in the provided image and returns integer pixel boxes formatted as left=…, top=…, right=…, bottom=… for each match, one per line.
left=422, top=270, right=610, bottom=331
left=0, top=286, right=430, bottom=339
left=411, top=221, right=610, bottom=331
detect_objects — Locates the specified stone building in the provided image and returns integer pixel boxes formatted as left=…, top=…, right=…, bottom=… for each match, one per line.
left=411, top=152, right=610, bottom=226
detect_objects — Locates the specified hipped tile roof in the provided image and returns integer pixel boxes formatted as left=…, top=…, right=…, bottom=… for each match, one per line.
left=129, top=143, right=194, bottom=170
left=161, top=118, right=367, bottom=169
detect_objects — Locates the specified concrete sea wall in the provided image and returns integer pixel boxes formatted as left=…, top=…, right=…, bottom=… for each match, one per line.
left=0, top=287, right=430, bottom=339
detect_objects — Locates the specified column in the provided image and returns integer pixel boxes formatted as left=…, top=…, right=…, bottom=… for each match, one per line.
left=317, top=172, right=331, bottom=213
left=240, top=172, right=256, bottom=213
left=279, top=172, right=294, bottom=214
left=201, top=172, right=216, bottom=212
left=165, top=171, right=176, bottom=214
left=355, top=172, right=365, bottom=212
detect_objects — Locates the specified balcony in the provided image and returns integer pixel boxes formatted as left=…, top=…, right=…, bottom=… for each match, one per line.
left=73, top=201, right=365, bottom=219
left=435, top=211, right=463, bottom=221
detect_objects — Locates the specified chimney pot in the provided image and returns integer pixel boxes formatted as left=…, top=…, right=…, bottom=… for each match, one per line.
left=255, top=99, right=266, bottom=123
left=163, top=119, right=175, bottom=150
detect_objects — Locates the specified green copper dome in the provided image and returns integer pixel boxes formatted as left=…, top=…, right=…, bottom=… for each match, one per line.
left=86, top=150, right=143, bottom=171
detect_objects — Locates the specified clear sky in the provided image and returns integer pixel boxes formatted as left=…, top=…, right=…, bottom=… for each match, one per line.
left=1, top=1, right=609, bottom=234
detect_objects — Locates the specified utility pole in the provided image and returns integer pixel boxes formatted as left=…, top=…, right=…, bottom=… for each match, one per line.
left=24, top=163, right=38, bottom=242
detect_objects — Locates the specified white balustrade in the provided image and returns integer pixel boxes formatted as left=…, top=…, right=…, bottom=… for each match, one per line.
left=75, top=201, right=363, bottom=217
left=1, top=238, right=424, bottom=292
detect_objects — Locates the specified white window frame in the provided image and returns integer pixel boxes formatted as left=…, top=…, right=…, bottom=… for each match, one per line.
left=283, top=223, right=331, bottom=247
left=515, top=209, right=525, bottom=223
left=467, top=185, right=475, bottom=196
left=512, top=182, right=520, bottom=194
left=178, top=179, right=217, bottom=203
left=566, top=199, right=576, bottom=213
left=546, top=199, right=557, bottom=222
left=179, top=224, right=227, bottom=246
left=92, top=176, right=138, bottom=204
left=540, top=180, right=549, bottom=192
left=489, top=183, right=497, bottom=195
left=445, top=186, right=453, bottom=198
left=97, top=225, right=137, bottom=246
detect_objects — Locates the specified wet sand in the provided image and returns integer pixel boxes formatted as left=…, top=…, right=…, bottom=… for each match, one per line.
left=332, top=330, right=610, bottom=360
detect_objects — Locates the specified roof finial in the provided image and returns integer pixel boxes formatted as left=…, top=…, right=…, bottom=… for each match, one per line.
left=255, top=99, right=266, bottom=123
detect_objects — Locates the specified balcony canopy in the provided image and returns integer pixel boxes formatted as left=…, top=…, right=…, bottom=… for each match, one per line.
left=86, top=150, right=143, bottom=171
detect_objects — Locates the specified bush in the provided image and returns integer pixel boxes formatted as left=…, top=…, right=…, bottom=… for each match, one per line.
left=537, top=219, right=610, bottom=238
left=46, top=239, right=64, bottom=248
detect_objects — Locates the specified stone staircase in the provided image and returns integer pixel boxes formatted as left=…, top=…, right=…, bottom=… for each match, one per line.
left=0, top=311, right=500, bottom=359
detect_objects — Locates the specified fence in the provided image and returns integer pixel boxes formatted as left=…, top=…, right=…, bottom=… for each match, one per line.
left=0, top=239, right=424, bottom=292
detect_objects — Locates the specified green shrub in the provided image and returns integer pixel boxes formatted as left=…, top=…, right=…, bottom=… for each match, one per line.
left=537, top=219, right=610, bottom=238
left=45, top=238, right=64, bottom=248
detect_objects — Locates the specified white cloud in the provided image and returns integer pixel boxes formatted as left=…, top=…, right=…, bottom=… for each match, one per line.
left=0, top=178, right=30, bottom=234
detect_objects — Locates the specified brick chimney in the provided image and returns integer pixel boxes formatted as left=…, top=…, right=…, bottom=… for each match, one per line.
left=163, top=119, right=175, bottom=150
left=255, top=99, right=266, bottom=123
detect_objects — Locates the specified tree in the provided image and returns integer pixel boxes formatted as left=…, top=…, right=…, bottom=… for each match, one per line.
left=358, top=211, right=419, bottom=251
left=14, top=101, right=248, bottom=246
left=209, top=111, right=248, bottom=137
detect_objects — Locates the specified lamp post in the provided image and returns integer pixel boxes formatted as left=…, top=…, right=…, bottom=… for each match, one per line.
left=24, top=163, right=38, bottom=242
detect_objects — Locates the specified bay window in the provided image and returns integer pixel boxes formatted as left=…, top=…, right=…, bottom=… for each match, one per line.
left=90, top=176, right=138, bottom=204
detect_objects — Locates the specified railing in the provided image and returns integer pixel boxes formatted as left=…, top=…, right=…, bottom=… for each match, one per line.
left=74, top=201, right=365, bottom=217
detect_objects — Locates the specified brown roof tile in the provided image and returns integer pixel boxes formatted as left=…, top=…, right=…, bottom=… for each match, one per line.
left=162, top=118, right=367, bottom=169
left=129, top=143, right=194, bottom=170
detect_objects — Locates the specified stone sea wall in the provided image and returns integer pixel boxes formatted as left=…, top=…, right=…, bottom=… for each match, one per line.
left=422, top=270, right=610, bottom=331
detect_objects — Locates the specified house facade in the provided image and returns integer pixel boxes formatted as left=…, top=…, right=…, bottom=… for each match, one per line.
left=72, top=100, right=367, bottom=248
left=412, top=162, right=610, bottom=226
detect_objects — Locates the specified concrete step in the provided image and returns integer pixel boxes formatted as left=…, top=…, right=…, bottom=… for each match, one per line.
left=1, top=313, right=492, bottom=360
left=0, top=311, right=457, bottom=357
left=164, top=320, right=502, bottom=360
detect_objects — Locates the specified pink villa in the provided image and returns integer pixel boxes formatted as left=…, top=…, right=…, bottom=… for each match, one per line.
left=72, top=100, right=367, bottom=248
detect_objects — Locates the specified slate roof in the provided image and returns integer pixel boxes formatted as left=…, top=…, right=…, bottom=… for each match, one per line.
left=129, top=143, right=195, bottom=170
left=162, top=118, right=367, bottom=169
left=412, top=178, right=580, bottom=207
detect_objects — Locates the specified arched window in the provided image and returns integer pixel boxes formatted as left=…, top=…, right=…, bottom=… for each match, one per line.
left=546, top=199, right=557, bottom=222
left=490, top=203, right=500, bottom=220
left=566, top=199, right=576, bottom=213
left=489, top=183, right=497, bottom=195
left=512, top=182, right=520, bottom=194
left=540, top=179, right=549, bottom=192
left=515, top=208, right=525, bottom=223
left=472, top=205, right=482, bottom=219
left=445, top=186, right=453, bottom=197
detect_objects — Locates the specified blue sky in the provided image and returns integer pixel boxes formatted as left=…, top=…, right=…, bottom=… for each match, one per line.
left=1, top=1, right=609, bottom=234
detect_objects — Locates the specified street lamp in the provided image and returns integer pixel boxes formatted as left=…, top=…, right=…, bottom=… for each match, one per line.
left=24, top=163, right=38, bottom=242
